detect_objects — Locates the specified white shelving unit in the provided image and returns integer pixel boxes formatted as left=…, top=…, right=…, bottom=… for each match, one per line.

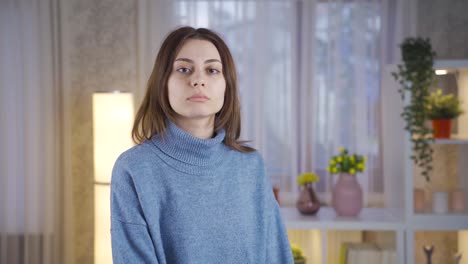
left=282, top=207, right=406, bottom=264
left=409, top=214, right=468, bottom=230
left=433, top=136, right=468, bottom=145
left=281, top=60, right=468, bottom=264
left=282, top=207, right=405, bottom=231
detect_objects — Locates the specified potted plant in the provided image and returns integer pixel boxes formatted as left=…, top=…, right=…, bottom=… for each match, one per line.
left=425, top=89, right=464, bottom=138
left=296, top=172, right=320, bottom=215
left=392, top=37, right=436, bottom=182
left=327, top=147, right=366, bottom=217
left=291, top=243, right=307, bottom=264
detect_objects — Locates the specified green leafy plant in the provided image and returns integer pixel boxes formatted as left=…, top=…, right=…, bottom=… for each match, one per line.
left=297, top=172, right=320, bottom=186
left=327, top=147, right=366, bottom=175
left=426, top=89, right=464, bottom=119
left=391, top=37, right=436, bottom=182
left=291, top=243, right=306, bottom=263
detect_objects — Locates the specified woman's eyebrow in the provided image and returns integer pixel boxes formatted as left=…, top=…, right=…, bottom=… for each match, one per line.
left=174, top=58, right=221, bottom=64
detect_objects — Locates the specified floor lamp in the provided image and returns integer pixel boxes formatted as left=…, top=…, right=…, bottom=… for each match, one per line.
left=93, top=91, right=134, bottom=263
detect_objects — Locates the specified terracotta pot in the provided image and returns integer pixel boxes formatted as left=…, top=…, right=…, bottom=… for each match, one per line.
left=432, top=119, right=452, bottom=139
left=332, top=173, right=363, bottom=217
left=296, top=183, right=320, bottom=215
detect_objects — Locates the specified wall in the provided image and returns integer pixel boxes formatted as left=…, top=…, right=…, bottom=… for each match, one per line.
left=418, top=0, right=468, bottom=59
left=61, top=0, right=138, bottom=263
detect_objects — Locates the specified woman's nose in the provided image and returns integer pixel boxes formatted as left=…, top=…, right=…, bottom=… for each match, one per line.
left=190, top=74, right=205, bottom=87
left=190, top=80, right=205, bottom=87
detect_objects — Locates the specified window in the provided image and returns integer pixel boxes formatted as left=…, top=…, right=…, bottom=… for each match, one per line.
left=145, top=0, right=383, bottom=203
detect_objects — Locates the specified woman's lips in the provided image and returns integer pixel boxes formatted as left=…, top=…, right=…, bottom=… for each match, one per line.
left=187, top=95, right=209, bottom=102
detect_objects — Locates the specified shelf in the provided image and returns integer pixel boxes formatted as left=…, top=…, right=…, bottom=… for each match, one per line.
left=434, top=59, right=468, bottom=69
left=432, top=135, right=468, bottom=145
left=281, top=207, right=405, bottom=231
left=409, top=213, right=468, bottom=230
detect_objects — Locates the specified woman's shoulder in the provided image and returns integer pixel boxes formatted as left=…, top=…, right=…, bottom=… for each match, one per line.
left=229, top=146, right=265, bottom=168
left=113, top=140, right=157, bottom=170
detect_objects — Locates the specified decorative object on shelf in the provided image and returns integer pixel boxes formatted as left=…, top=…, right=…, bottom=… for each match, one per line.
left=273, top=186, right=280, bottom=205
left=290, top=243, right=306, bottom=264
left=392, top=37, right=436, bottom=182
left=425, top=89, right=464, bottom=139
left=454, top=252, right=462, bottom=264
left=271, top=176, right=281, bottom=205
left=449, top=189, right=465, bottom=213
left=432, top=191, right=449, bottom=214
left=423, top=245, right=434, bottom=264
left=414, top=188, right=426, bottom=213
left=296, top=172, right=320, bottom=215
left=327, top=147, right=366, bottom=217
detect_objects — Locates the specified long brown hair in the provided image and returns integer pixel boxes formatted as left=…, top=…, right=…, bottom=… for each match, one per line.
left=132, top=26, right=254, bottom=152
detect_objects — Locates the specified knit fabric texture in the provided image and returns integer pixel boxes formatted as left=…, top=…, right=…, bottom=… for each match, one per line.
left=110, top=121, right=294, bottom=264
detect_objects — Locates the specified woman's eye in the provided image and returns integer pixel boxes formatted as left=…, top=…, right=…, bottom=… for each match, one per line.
left=208, top=68, right=220, bottom=74
left=177, top=67, right=191, bottom=74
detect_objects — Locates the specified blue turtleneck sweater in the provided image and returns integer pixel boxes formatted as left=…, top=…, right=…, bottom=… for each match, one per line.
left=110, top=121, right=293, bottom=264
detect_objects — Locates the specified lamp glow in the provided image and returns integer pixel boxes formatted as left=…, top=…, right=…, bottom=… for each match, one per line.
left=435, top=69, right=448, bottom=75
left=93, top=92, right=134, bottom=264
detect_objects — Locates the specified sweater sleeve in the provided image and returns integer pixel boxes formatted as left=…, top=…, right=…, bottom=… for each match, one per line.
left=110, top=157, right=159, bottom=264
left=266, top=198, right=294, bottom=264
left=260, top=157, right=294, bottom=263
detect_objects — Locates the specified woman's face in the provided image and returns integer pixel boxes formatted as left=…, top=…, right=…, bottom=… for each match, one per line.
left=167, top=39, right=226, bottom=124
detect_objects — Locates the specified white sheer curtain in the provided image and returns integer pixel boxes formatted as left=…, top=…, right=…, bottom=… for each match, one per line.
left=176, top=0, right=301, bottom=196
left=138, top=0, right=408, bottom=206
left=311, top=0, right=416, bottom=205
left=0, top=0, right=61, bottom=263
left=139, top=0, right=302, bottom=199
left=312, top=0, right=382, bottom=205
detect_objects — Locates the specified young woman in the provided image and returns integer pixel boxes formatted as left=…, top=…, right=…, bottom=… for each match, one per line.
left=110, top=26, right=293, bottom=264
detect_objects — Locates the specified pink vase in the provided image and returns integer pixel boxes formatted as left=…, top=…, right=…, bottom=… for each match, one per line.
left=332, top=173, right=363, bottom=217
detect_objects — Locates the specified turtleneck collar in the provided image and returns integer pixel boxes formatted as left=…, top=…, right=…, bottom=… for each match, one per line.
left=149, top=120, right=228, bottom=172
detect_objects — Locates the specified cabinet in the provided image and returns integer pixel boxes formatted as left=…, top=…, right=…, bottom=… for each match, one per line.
left=280, top=60, right=468, bottom=264
left=405, top=60, right=468, bottom=264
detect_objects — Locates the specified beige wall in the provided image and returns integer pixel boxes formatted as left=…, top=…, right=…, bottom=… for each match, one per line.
left=61, top=0, right=138, bottom=263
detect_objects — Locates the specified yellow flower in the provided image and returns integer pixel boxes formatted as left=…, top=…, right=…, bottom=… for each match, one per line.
left=357, top=163, right=364, bottom=170
left=350, top=156, right=355, bottom=163
left=339, top=147, right=345, bottom=153
left=349, top=168, right=356, bottom=175
left=332, top=167, right=338, bottom=174
left=297, top=172, right=320, bottom=186
left=337, top=157, right=342, bottom=162
left=290, top=243, right=305, bottom=259
left=330, top=160, right=336, bottom=165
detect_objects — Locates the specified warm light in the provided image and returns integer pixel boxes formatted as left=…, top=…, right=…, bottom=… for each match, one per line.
left=93, top=91, right=134, bottom=264
left=95, top=185, right=112, bottom=263
left=459, top=231, right=468, bottom=264
left=435, top=69, right=448, bottom=75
